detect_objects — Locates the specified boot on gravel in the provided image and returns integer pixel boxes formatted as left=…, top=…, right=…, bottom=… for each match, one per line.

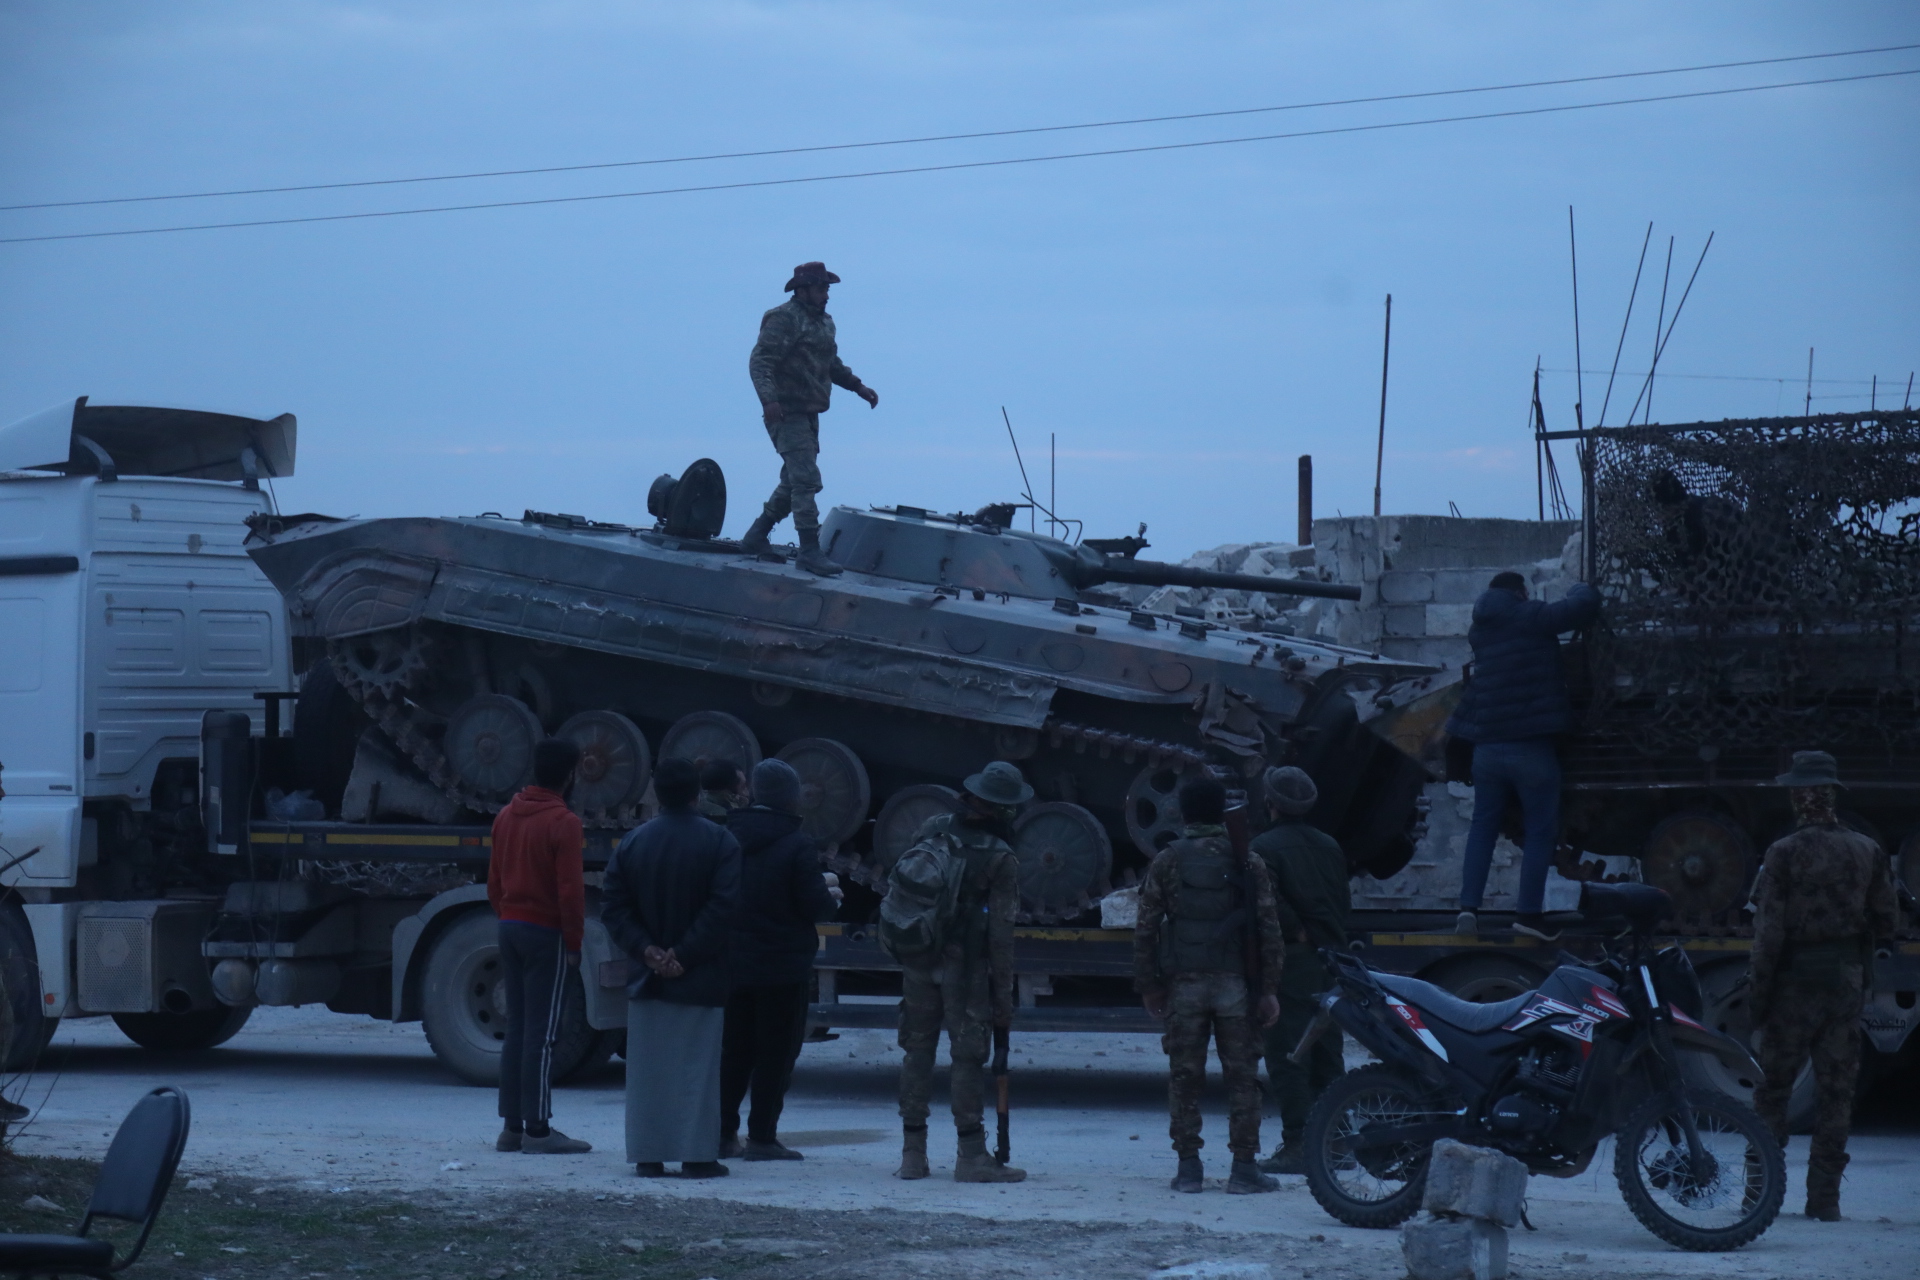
left=795, top=527, right=843, bottom=576
left=1806, top=1151, right=1847, bottom=1221
left=739, top=513, right=776, bottom=553
left=635, top=1162, right=670, bottom=1177
left=896, top=1126, right=930, bottom=1180
left=521, top=1128, right=591, bottom=1154
left=1171, top=1157, right=1204, bottom=1193
left=1227, top=1159, right=1280, bottom=1194
left=495, top=1127, right=522, bottom=1153
left=1257, top=1137, right=1307, bottom=1175
left=953, top=1130, right=1025, bottom=1183
left=681, top=1161, right=730, bottom=1179
left=743, top=1138, right=804, bottom=1161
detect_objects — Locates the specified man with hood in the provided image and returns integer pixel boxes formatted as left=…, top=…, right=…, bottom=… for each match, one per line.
left=486, top=738, right=592, bottom=1154
left=719, top=759, right=843, bottom=1161
left=1445, top=570, right=1600, bottom=941
left=740, top=260, right=879, bottom=576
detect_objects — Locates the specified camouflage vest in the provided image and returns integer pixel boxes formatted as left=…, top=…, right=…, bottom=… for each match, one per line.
left=1161, top=835, right=1248, bottom=975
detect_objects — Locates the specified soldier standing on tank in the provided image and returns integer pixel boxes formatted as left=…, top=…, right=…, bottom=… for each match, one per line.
left=1249, top=765, right=1348, bottom=1175
left=1748, top=751, right=1898, bottom=1221
left=1135, top=775, right=1286, bottom=1194
left=893, top=761, right=1028, bottom=1185
left=740, top=261, right=879, bottom=577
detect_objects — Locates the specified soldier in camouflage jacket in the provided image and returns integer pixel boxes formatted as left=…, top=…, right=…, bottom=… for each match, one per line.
left=740, top=262, right=878, bottom=574
left=1748, top=751, right=1899, bottom=1221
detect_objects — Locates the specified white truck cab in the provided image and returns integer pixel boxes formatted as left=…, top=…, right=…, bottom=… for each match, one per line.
left=0, top=398, right=294, bottom=1057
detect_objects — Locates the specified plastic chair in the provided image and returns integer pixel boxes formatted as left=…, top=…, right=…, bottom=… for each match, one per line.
left=0, top=1086, right=191, bottom=1278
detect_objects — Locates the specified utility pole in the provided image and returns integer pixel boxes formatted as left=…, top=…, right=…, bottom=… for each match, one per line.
left=1297, top=455, right=1313, bottom=546
left=1373, top=293, right=1392, bottom=519
left=1805, top=348, right=1814, bottom=416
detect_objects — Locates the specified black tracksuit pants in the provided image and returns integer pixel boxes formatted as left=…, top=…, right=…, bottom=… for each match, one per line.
left=719, top=982, right=810, bottom=1142
left=497, top=920, right=566, bottom=1129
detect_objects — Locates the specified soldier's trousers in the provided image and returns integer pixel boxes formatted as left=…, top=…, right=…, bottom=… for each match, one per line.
left=1265, top=992, right=1342, bottom=1142
left=1754, top=971, right=1865, bottom=1191
left=898, top=957, right=992, bottom=1134
left=758, top=413, right=823, bottom=533
left=1163, top=972, right=1263, bottom=1160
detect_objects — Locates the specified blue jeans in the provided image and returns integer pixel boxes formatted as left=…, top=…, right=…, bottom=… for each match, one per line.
left=1459, top=739, right=1562, bottom=915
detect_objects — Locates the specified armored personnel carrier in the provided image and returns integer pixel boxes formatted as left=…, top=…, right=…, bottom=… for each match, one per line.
left=247, top=463, right=1441, bottom=921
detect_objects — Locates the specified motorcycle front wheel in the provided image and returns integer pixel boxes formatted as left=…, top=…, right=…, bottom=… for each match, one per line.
left=1303, top=1063, right=1450, bottom=1229
left=1613, top=1088, right=1785, bottom=1251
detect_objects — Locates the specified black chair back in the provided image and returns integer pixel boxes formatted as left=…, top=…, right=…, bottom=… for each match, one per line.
left=82, top=1086, right=191, bottom=1266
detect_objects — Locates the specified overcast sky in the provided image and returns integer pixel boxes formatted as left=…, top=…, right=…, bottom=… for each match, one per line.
left=2, top=2, right=1915, bottom=556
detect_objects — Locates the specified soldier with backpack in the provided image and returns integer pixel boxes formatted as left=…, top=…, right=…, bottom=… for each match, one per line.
left=879, top=761, right=1030, bottom=1184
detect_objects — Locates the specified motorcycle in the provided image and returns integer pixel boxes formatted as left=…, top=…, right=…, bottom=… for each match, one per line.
left=1294, top=882, right=1784, bottom=1251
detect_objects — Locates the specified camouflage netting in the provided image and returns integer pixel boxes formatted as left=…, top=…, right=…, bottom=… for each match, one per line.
left=1585, top=410, right=1920, bottom=765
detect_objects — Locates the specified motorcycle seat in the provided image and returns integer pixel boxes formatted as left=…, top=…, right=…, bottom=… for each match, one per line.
left=1375, top=972, right=1533, bottom=1033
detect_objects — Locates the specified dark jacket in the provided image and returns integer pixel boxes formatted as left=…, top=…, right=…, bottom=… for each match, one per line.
left=1445, top=582, right=1600, bottom=744
left=725, top=806, right=839, bottom=986
left=601, top=810, right=741, bottom=1007
left=1251, top=819, right=1350, bottom=1000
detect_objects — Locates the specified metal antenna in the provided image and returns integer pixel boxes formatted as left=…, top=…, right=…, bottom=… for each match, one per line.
left=1596, top=222, right=1653, bottom=428
left=1621, top=231, right=1713, bottom=427
left=1050, top=432, right=1057, bottom=538
left=1805, top=349, right=1815, bottom=416
left=1568, top=207, right=1585, bottom=429
left=1373, top=293, right=1392, bottom=518
left=1646, top=236, right=1674, bottom=423
left=1905, top=372, right=1914, bottom=410
left=1002, top=406, right=1036, bottom=532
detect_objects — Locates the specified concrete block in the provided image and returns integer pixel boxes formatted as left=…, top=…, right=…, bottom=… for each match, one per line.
left=1425, top=603, right=1475, bottom=636
left=1432, top=569, right=1490, bottom=604
left=1422, top=1139, right=1528, bottom=1226
left=1401, top=1215, right=1508, bottom=1280
left=1384, top=605, right=1427, bottom=638
left=1379, top=570, right=1435, bottom=604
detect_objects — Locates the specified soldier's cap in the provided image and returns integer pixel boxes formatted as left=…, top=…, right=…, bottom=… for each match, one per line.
left=1774, top=750, right=1844, bottom=789
left=784, top=261, right=841, bottom=291
left=1263, top=765, right=1318, bottom=815
left=963, top=760, right=1033, bottom=807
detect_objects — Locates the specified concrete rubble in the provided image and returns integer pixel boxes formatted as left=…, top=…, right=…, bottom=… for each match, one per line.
left=1401, top=1139, right=1528, bottom=1280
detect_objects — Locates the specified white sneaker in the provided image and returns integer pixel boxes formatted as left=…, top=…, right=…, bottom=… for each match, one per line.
left=1455, top=910, right=1478, bottom=935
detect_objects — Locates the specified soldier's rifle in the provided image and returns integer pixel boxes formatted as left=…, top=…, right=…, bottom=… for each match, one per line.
left=992, top=1023, right=1011, bottom=1166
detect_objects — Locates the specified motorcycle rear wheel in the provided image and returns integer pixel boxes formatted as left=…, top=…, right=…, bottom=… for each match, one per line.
left=1303, top=1063, right=1448, bottom=1229
left=1613, top=1088, right=1785, bottom=1251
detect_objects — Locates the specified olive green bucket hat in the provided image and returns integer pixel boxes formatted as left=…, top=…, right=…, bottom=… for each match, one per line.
left=963, top=760, right=1033, bottom=807
left=1774, top=750, right=1844, bottom=789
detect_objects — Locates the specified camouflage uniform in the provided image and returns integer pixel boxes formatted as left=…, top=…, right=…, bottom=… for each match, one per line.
left=896, top=814, right=1018, bottom=1139
left=1748, top=820, right=1898, bottom=1211
left=747, top=298, right=864, bottom=535
left=1251, top=819, right=1349, bottom=1143
left=1135, top=825, right=1285, bottom=1159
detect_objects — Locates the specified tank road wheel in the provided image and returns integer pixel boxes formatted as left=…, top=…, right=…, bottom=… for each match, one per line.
left=659, top=710, right=761, bottom=773
left=1688, top=960, right=1817, bottom=1132
left=557, top=710, right=651, bottom=814
left=112, top=1006, right=252, bottom=1052
left=444, top=694, right=543, bottom=803
left=1013, top=802, right=1113, bottom=922
left=776, top=738, right=872, bottom=846
left=865, top=785, right=962, bottom=888
left=420, top=912, right=599, bottom=1087
left=1125, top=764, right=1205, bottom=858
left=1641, top=810, right=1753, bottom=920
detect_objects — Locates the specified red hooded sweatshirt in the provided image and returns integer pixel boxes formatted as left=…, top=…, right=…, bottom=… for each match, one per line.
left=487, top=786, right=585, bottom=952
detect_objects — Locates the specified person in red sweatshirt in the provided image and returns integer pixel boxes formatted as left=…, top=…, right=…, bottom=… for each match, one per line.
left=488, top=738, right=592, bottom=1154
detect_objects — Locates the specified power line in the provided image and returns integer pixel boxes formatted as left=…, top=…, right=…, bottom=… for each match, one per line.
left=5, top=67, right=1912, bottom=247
left=1543, top=367, right=1900, bottom=386
left=2, top=41, right=1915, bottom=214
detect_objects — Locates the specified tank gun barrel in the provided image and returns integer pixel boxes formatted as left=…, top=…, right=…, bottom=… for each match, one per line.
left=1082, top=555, right=1361, bottom=601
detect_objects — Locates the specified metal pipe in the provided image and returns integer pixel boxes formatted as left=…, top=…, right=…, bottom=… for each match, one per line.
left=1298, top=455, right=1313, bottom=546
left=1373, top=293, right=1392, bottom=518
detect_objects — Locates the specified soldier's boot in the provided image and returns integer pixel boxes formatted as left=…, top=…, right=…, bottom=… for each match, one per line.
left=1171, top=1156, right=1204, bottom=1193
left=795, top=527, right=843, bottom=576
left=1257, top=1130, right=1307, bottom=1175
left=1227, top=1158, right=1280, bottom=1194
left=1805, top=1151, right=1847, bottom=1221
left=895, top=1125, right=930, bottom=1180
left=739, top=512, right=777, bottom=553
left=953, top=1128, right=1025, bottom=1183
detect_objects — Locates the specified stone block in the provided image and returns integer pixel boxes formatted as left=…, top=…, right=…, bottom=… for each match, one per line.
left=1432, top=569, right=1490, bottom=604
left=1422, top=1139, right=1528, bottom=1226
left=1401, top=1215, right=1508, bottom=1280
left=1379, top=570, right=1435, bottom=604
left=1383, top=605, right=1427, bottom=638
left=1425, top=603, right=1474, bottom=636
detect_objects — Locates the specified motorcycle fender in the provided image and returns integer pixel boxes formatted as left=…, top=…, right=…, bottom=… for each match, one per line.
left=1669, top=1020, right=1761, bottom=1077
left=1330, top=995, right=1446, bottom=1086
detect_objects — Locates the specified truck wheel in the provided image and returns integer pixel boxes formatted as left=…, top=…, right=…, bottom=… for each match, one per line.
left=112, top=1005, right=252, bottom=1052
left=1426, top=954, right=1543, bottom=1004
left=0, top=908, right=54, bottom=1071
left=420, top=911, right=599, bottom=1087
left=557, top=1027, right=623, bottom=1083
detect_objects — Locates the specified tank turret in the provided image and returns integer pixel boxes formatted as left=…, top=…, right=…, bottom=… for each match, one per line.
left=248, top=462, right=1433, bottom=922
